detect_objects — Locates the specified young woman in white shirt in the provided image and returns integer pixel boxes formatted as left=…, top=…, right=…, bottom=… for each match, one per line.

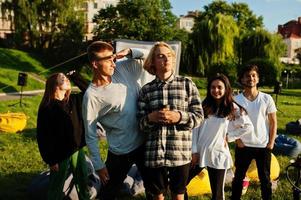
left=186, top=73, right=253, bottom=200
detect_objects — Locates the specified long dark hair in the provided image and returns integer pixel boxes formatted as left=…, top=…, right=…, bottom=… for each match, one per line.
left=203, top=73, right=246, bottom=120
left=39, top=73, right=71, bottom=109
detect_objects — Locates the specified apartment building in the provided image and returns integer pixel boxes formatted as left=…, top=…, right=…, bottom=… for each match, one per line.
left=0, top=1, right=14, bottom=39
left=83, top=0, right=119, bottom=40
left=278, top=17, right=301, bottom=64
left=177, top=11, right=199, bottom=32
left=0, top=0, right=120, bottom=40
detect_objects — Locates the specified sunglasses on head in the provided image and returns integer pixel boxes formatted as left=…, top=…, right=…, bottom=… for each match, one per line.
left=95, top=54, right=117, bottom=63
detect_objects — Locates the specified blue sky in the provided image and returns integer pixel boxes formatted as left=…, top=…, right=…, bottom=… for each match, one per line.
left=169, top=0, right=301, bottom=32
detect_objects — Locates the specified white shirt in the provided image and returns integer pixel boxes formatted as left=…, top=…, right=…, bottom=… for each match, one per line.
left=192, top=103, right=253, bottom=169
left=235, top=92, right=277, bottom=148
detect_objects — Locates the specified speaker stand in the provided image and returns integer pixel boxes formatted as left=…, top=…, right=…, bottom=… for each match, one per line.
left=9, top=86, right=27, bottom=107
left=275, top=93, right=283, bottom=114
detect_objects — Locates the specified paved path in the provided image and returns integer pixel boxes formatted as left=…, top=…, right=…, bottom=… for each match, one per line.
left=0, top=90, right=45, bottom=101
left=0, top=87, right=80, bottom=101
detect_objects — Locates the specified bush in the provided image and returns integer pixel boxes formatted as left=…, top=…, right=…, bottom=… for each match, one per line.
left=240, top=58, right=281, bottom=86
left=207, top=61, right=237, bottom=86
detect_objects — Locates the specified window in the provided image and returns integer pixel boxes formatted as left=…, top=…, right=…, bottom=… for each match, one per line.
left=82, top=2, right=88, bottom=10
left=94, top=3, right=97, bottom=9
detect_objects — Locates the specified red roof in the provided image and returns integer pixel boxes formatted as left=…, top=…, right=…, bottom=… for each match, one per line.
left=289, top=33, right=301, bottom=39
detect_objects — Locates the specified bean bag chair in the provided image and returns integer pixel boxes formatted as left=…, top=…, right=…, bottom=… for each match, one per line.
left=246, top=153, right=280, bottom=181
left=273, top=134, right=301, bottom=157
left=186, top=169, right=211, bottom=196
left=286, top=119, right=301, bottom=135
left=0, top=112, right=27, bottom=133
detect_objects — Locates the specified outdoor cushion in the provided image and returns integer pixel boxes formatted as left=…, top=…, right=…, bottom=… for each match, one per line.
left=0, top=112, right=27, bottom=133
left=286, top=119, right=301, bottom=135
left=273, top=134, right=301, bottom=158
left=186, top=168, right=211, bottom=196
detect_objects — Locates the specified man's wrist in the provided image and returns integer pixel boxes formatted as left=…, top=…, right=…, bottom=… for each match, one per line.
left=127, top=48, right=132, bottom=57
left=176, top=111, right=182, bottom=123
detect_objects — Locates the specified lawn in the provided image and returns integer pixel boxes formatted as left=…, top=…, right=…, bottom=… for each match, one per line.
left=0, top=89, right=300, bottom=200
left=0, top=48, right=49, bottom=93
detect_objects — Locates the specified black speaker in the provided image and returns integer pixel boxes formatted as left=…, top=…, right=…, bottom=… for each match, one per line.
left=17, top=72, right=28, bottom=86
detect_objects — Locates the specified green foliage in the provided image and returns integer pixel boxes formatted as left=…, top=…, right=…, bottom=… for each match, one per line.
left=239, top=30, right=286, bottom=84
left=0, top=48, right=47, bottom=72
left=185, top=0, right=263, bottom=76
left=191, top=77, right=207, bottom=90
left=93, top=0, right=180, bottom=41
left=0, top=48, right=47, bottom=93
left=265, top=33, right=287, bottom=63
left=46, top=18, right=85, bottom=63
left=188, top=13, right=239, bottom=75
left=207, top=61, right=238, bottom=86
left=2, top=0, right=85, bottom=62
left=185, top=1, right=285, bottom=85
left=281, top=64, right=301, bottom=89
left=241, top=58, right=279, bottom=86
left=240, top=29, right=286, bottom=64
left=200, top=0, right=263, bottom=35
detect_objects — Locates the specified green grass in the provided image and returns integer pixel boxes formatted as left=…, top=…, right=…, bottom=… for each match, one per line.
left=0, top=48, right=48, bottom=93
left=0, top=90, right=301, bottom=199
left=0, top=96, right=46, bottom=199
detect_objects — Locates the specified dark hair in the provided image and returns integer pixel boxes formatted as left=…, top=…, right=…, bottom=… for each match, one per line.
left=87, top=41, right=114, bottom=62
left=238, top=64, right=259, bottom=85
left=39, top=73, right=70, bottom=109
left=203, top=73, right=246, bottom=120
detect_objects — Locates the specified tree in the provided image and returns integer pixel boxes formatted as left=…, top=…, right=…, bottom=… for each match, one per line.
left=1, top=0, right=39, bottom=47
left=240, top=29, right=286, bottom=65
left=239, top=29, right=286, bottom=84
left=201, top=0, right=263, bottom=34
left=189, top=13, right=239, bottom=76
left=2, top=0, right=85, bottom=53
left=93, top=0, right=179, bottom=41
left=183, top=0, right=263, bottom=76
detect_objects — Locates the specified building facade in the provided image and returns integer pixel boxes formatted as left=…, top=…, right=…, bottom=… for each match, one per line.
left=177, top=11, right=199, bottom=32
left=0, top=0, right=120, bottom=41
left=278, top=17, right=301, bottom=64
left=0, top=1, right=14, bottom=39
left=83, top=0, right=119, bottom=40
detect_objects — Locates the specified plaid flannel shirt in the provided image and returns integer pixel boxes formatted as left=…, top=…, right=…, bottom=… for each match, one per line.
left=137, top=74, right=204, bottom=168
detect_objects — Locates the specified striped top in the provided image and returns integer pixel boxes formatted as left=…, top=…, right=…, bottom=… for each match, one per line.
left=137, top=74, right=204, bottom=167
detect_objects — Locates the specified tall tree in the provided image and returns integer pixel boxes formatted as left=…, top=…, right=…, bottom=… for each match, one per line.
left=2, top=0, right=85, bottom=51
left=240, top=29, right=286, bottom=64
left=240, top=29, right=286, bottom=85
left=201, top=0, right=263, bottom=34
left=183, top=0, right=264, bottom=76
left=93, top=0, right=179, bottom=41
left=189, top=13, right=239, bottom=76
left=1, top=0, right=39, bottom=47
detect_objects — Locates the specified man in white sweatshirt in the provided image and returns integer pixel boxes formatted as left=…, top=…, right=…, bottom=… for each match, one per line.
left=231, top=64, right=277, bottom=200
left=82, top=41, right=153, bottom=200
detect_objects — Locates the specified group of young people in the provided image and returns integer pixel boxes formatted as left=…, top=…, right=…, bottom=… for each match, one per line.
left=36, top=41, right=277, bottom=200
